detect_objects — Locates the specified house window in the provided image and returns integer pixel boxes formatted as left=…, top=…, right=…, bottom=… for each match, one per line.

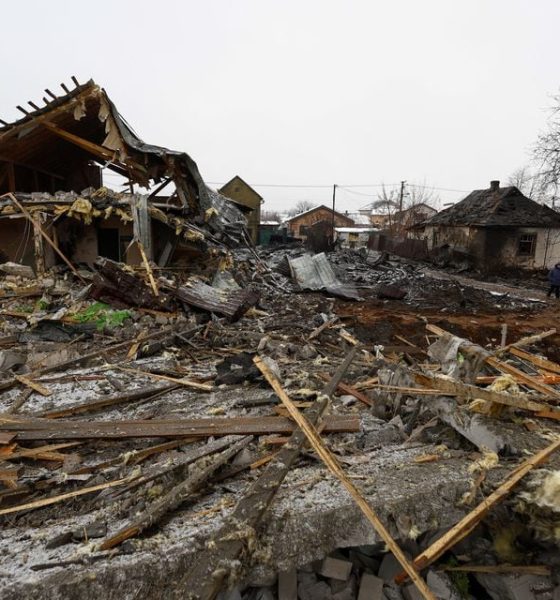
left=299, top=225, right=308, bottom=236
left=518, top=234, right=536, bottom=256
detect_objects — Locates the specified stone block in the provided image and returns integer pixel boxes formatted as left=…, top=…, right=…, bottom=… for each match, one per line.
left=358, top=573, right=384, bottom=600
left=319, top=556, right=353, bottom=581
left=278, top=569, right=297, bottom=600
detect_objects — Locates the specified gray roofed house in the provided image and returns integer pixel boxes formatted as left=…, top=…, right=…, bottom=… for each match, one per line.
left=417, top=180, right=560, bottom=270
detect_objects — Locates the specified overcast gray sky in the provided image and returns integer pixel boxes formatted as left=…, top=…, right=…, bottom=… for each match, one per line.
left=1, top=0, right=559, bottom=212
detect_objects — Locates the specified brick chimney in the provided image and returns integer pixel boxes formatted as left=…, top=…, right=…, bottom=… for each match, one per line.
left=490, top=180, right=500, bottom=191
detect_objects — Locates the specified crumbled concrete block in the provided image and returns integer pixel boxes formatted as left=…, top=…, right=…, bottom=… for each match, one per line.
left=358, top=573, right=384, bottom=600
left=278, top=569, right=297, bottom=600
left=319, top=556, right=353, bottom=581
left=475, top=573, right=554, bottom=600
left=378, top=554, right=402, bottom=582
left=426, top=570, right=462, bottom=600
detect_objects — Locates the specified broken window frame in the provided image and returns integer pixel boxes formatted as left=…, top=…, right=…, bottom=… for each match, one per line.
left=518, top=233, right=536, bottom=257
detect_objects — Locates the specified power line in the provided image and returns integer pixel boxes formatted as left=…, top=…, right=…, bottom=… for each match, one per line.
left=206, top=180, right=470, bottom=193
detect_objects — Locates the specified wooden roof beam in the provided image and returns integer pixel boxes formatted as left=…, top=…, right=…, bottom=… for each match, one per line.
left=41, top=121, right=148, bottom=183
left=45, top=89, right=57, bottom=101
left=41, top=120, right=115, bottom=162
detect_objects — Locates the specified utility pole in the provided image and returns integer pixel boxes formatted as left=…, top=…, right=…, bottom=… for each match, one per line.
left=399, top=180, right=406, bottom=213
left=331, top=183, right=337, bottom=248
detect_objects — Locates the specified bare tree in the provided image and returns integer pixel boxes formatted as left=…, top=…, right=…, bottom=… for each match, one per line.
left=534, top=93, right=560, bottom=194
left=371, top=182, right=439, bottom=234
left=507, top=165, right=553, bottom=205
left=261, top=210, right=282, bottom=222
left=286, top=200, right=317, bottom=217
left=406, top=182, right=440, bottom=209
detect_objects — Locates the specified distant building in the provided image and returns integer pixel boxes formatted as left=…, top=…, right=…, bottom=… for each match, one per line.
left=335, top=227, right=379, bottom=249
left=415, top=180, right=560, bottom=270
left=284, top=205, right=354, bottom=241
left=219, top=176, right=262, bottom=244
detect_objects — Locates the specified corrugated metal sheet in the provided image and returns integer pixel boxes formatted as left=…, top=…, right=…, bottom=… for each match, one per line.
left=288, top=253, right=361, bottom=300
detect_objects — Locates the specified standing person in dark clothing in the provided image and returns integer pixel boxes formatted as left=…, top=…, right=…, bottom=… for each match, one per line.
left=547, top=263, right=560, bottom=298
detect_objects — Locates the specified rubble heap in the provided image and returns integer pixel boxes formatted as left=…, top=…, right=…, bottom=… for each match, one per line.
left=0, top=247, right=559, bottom=600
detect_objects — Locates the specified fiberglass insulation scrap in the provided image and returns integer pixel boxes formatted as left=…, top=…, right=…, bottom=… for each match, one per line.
left=516, top=469, right=560, bottom=543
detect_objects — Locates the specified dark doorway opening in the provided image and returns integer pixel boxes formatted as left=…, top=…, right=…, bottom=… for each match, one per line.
left=98, top=228, right=120, bottom=261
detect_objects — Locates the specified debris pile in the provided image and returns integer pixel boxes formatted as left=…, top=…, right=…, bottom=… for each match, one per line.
left=0, top=246, right=559, bottom=600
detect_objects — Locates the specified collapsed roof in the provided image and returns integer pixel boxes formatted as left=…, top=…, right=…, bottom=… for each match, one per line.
left=0, top=78, right=247, bottom=244
left=424, top=182, right=560, bottom=228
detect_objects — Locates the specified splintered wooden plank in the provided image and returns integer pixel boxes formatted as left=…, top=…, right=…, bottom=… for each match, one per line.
left=1, top=414, right=360, bottom=441
left=254, top=356, right=436, bottom=600
left=14, top=375, right=52, bottom=397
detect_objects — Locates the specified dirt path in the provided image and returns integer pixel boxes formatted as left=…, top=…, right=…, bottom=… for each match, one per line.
left=420, top=266, right=549, bottom=303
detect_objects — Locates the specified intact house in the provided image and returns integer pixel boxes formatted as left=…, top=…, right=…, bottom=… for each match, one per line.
left=284, top=205, right=355, bottom=241
left=0, top=78, right=247, bottom=274
left=414, top=180, right=560, bottom=270
left=218, top=176, right=262, bottom=245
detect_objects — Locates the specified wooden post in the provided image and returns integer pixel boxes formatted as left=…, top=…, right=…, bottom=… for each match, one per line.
left=2, top=193, right=86, bottom=284
left=32, top=212, right=45, bottom=276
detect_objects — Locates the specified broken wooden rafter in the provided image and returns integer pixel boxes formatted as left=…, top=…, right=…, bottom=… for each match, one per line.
left=0, top=414, right=360, bottom=441
left=254, top=355, right=436, bottom=600
left=99, top=435, right=252, bottom=550
left=394, top=435, right=560, bottom=584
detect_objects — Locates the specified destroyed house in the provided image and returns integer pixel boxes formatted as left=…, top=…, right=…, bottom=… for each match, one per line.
left=0, top=78, right=247, bottom=272
left=418, top=180, right=560, bottom=270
